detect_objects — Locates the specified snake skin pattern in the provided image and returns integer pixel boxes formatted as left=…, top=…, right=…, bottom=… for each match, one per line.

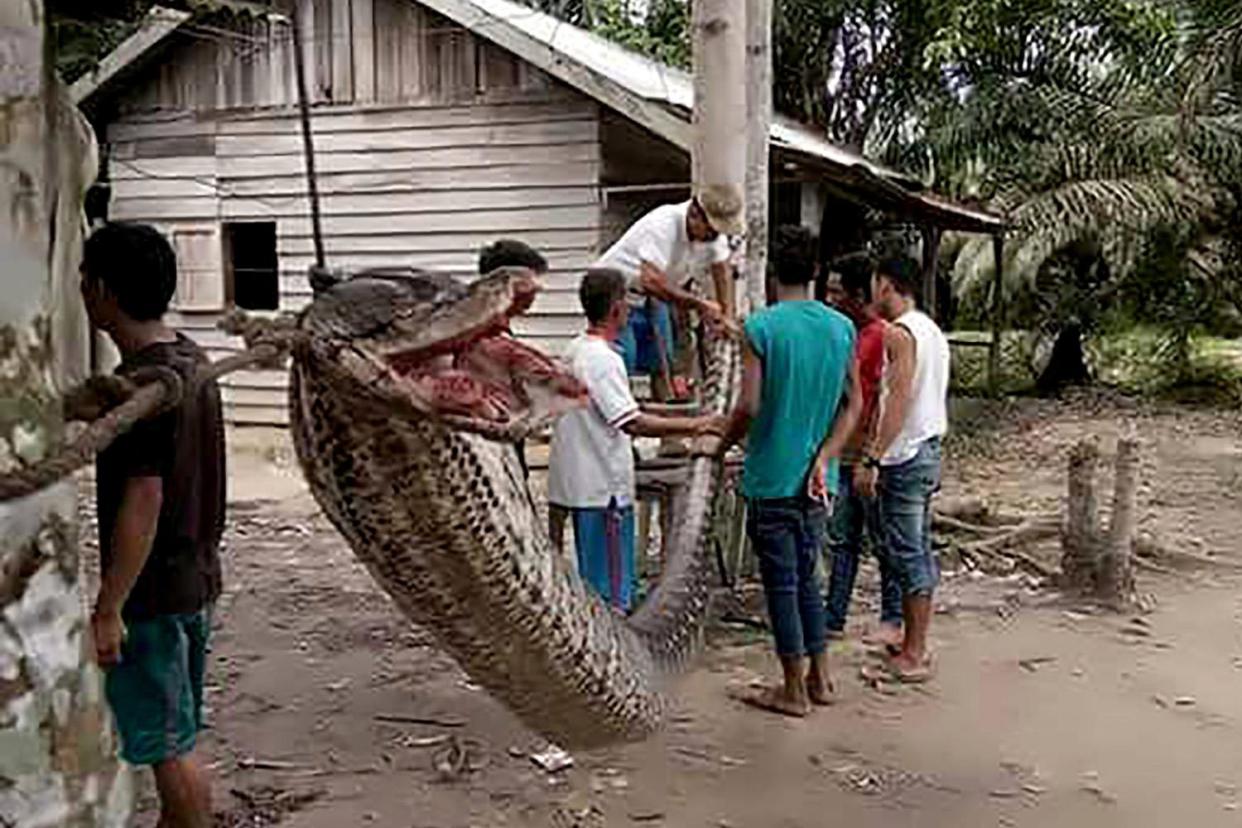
left=288, top=269, right=741, bottom=748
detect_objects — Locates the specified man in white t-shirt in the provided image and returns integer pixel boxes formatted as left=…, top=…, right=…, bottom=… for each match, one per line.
left=856, top=256, right=950, bottom=684
left=548, top=268, right=721, bottom=611
left=595, top=188, right=743, bottom=382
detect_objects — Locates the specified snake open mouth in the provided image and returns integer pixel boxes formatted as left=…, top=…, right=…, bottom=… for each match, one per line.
left=301, top=265, right=586, bottom=439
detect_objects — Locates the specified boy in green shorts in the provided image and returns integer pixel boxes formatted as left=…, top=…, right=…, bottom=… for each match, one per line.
left=81, top=223, right=225, bottom=828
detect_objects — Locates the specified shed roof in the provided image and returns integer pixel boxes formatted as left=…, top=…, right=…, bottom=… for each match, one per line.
left=76, top=0, right=1005, bottom=234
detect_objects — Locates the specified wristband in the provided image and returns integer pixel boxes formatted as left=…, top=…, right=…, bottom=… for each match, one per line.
left=862, top=455, right=881, bottom=470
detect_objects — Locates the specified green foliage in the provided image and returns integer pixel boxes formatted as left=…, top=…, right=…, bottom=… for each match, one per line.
left=47, top=0, right=156, bottom=82
left=527, top=0, right=689, bottom=68
left=1090, top=328, right=1242, bottom=405
left=947, top=332, right=1040, bottom=394
left=921, top=0, right=1242, bottom=399
left=591, top=0, right=689, bottom=68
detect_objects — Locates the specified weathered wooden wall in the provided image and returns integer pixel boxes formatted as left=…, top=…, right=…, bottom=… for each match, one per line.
left=105, top=0, right=603, bottom=425
left=116, top=0, right=556, bottom=111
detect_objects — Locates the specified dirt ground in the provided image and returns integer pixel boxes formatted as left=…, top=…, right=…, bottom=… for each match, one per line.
left=100, top=395, right=1242, bottom=827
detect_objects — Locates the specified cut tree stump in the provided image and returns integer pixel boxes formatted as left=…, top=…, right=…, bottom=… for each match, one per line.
left=1057, top=434, right=1141, bottom=608
left=1097, top=436, right=1139, bottom=606
left=1061, top=439, right=1101, bottom=591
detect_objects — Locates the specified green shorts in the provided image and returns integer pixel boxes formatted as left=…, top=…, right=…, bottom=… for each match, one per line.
left=105, top=609, right=210, bottom=766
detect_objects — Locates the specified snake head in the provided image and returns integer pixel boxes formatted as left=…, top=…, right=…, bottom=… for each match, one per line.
left=298, top=265, right=586, bottom=439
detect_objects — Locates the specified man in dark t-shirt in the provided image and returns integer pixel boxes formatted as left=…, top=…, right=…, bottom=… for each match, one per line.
left=82, top=222, right=223, bottom=828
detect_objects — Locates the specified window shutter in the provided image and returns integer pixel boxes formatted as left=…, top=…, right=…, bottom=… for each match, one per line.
left=171, top=226, right=224, bottom=311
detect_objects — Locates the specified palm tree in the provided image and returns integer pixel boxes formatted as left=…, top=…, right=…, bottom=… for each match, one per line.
left=913, top=0, right=1242, bottom=390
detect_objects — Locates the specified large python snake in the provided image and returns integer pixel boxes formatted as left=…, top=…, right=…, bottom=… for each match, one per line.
left=288, top=265, right=740, bottom=748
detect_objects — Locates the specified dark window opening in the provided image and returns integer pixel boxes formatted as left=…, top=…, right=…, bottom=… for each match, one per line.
left=772, top=182, right=803, bottom=228
left=224, top=222, right=278, bottom=311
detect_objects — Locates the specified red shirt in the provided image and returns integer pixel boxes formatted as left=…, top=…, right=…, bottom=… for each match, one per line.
left=845, top=317, right=886, bottom=461
left=857, top=317, right=886, bottom=412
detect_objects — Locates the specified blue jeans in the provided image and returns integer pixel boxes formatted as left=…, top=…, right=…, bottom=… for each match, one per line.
left=825, top=465, right=903, bottom=632
left=616, top=300, right=674, bottom=375
left=746, top=496, right=829, bottom=658
left=876, top=438, right=942, bottom=596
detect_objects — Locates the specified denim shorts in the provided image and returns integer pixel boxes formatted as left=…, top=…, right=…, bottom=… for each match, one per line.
left=570, top=500, right=637, bottom=612
left=105, top=609, right=210, bottom=765
left=876, top=438, right=942, bottom=596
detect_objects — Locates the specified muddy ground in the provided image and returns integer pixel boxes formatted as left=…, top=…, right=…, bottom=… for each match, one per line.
left=89, top=394, right=1242, bottom=827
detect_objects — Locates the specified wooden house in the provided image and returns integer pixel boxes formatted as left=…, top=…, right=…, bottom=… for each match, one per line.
left=75, top=0, right=1002, bottom=425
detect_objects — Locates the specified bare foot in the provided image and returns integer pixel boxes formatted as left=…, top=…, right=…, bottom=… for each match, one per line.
left=735, top=686, right=810, bottom=718
left=806, top=672, right=836, bottom=706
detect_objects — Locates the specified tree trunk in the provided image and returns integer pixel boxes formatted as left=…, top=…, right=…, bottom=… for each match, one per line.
left=0, top=8, right=131, bottom=825
left=1036, top=323, right=1091, bottom=396
left=1097, top=436, right=1139, bottom=606
left=743, top=0, right=772, bottom=314
left=1061, top=439, right=1101, bottom=591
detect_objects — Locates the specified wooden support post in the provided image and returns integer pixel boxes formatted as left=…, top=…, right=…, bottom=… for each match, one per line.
left=692, top=0, right=747, bottom=227
left=744, top=0, right=772, bottom=314
left=921, top=225, right=942, bottom=320
left=988, top=233, right=1005, bottom=393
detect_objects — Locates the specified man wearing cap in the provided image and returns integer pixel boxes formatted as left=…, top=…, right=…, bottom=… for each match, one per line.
left=595, top=187, right=744, bottom=381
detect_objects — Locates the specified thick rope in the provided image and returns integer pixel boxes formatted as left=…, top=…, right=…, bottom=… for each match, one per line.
left=0, top=338, right=293, bottom=504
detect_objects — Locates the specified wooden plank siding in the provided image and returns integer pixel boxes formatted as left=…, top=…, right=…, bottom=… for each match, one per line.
left=113, top=0, right=555, bottom=113
left=107, top=87, right=604, bottom=423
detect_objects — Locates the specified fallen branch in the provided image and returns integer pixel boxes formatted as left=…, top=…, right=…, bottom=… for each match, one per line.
left=1133, top=556, right=1178, bottom=577
left=933, top=512, right=1011, bottom=536
left=957, top=520, right=1061, bottom=579
left=1133, top=538, right=1242, bottom=573
left=1000, top=547, right=1058, bottom=579
left=961, top=520, right=1060, bottom=556
left=373, top=713, right=466, bottom=728
left=238, top=757, right=302, bottom=771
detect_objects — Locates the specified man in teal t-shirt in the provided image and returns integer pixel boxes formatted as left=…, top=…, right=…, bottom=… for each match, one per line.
left=714, top=225, right=861, bottom=718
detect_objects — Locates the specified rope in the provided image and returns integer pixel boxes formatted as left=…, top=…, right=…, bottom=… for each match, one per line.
left=0, top=334, right=296, bottom=504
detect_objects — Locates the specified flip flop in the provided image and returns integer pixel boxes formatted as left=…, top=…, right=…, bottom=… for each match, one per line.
left=883, top=655, right=935, bottom=684
left=859, top=663, right=896, bottom=689
left=862, top=642, right=903, bottom=660
left=729, top=685, right=810, bottom=718
left=861, top=629, right=903, bottom=649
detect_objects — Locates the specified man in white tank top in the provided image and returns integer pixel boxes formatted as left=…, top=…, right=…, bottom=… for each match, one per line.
left=855, top=256, right=949, bottom=682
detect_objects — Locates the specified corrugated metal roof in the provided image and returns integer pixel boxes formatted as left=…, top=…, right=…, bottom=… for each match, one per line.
left=425, top=0, right=1004, bottom=232
left=455, top=0, right=913, bottom=183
